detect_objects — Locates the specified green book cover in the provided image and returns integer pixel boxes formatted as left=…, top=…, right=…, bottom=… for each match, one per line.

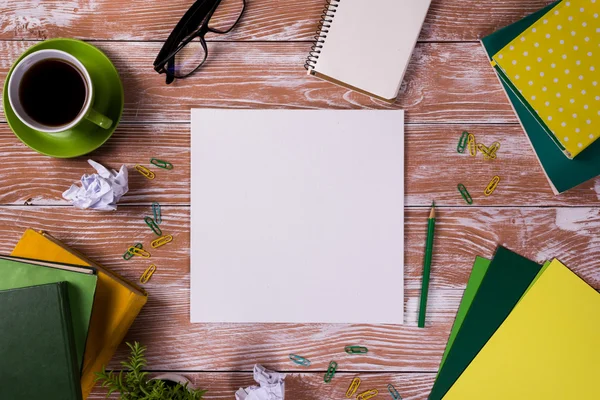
left=481, top=2, right=600, bottom=194
left=0, top=256, right=97, bottom=371
left=428, top=247, right=542, bottom=400
left=439, top=256, right=491, bottom=370
left=0, top=282, right=82, bottom=400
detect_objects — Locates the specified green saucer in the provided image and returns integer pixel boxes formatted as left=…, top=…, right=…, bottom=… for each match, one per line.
left=3, top=38, right=124, bottom=158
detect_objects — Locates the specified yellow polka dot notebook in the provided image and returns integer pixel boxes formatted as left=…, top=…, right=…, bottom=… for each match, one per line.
left=491, top=0, right=599, bottom=159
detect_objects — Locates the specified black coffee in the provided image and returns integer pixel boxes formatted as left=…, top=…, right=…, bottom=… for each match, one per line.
left=19, top=59, right=87, bottom=127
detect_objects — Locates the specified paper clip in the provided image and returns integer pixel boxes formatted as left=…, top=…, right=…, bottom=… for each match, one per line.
left=458, top=184, right=473, bottom=205
left=345, top=346, right=368, bottom=354
left=150, top=158, right=173, bottom=170
left=487, top=141, right=501, bottom=160
left=477, top=142, right=499, bottom=160
left=139, top=264, right=156, bottom=284
left=123, top=243, right=143, bottom=260
left=128, top=246, right=151, bottom=258
left=135, top=164, right=155, bottom=180
left=144, top=216, right=162, bottom=236
left=468, top=133, right=477, bottom=156
left=457, top=131, right=469, bottom=153
left=346, top=377, right=361, bottom=398
left=323, top=361, right=337, bottom=383
left=152, top=202, right=162, bottom=224
left=289, top=354, right=311, bottom=367
left=485, top=176, right=501, bottom=196
left=388, top=384, right=402, bottom=400
left=357, top=389, right=379, bottom=400
left=151, top=234, right=173, bottom=249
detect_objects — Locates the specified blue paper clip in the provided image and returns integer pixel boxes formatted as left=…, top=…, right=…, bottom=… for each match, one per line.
left=388, top=384, right=402, bottom=399
left=345, top=345, right=368, bottom=354
left=152, top=202, right=162, bottom=224
left=324, top=361, right=337, bottom=383
left=289, top=354, right=311, bottom=367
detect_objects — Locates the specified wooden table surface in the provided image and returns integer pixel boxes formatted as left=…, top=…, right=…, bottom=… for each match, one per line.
left=1, top=0, right=599, bottom=399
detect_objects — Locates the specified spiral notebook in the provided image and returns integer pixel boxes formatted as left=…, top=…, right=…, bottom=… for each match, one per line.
left=305, top=0, right=432, bottom=102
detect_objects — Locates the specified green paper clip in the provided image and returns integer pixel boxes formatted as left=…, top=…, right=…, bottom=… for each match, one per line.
left=458, top=183, right=473, bottom=205
left=289, top=354, right=311, bottom=367
left=144, top=216, right=163, bottom=236
left=457, top=131, right=469, bottom=153
left=324, top=360, right=337, bottom=383
left=150, top=158, right=173, bottom=170
left=152, top=202, right=162, bottom=224
left=123, top=243, right=143, bottom=260
left=388, top=384, right=402, bottom=399
left=345, top=346, right=368, bottom=354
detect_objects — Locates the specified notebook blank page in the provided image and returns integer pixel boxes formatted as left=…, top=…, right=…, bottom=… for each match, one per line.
left=314, top=0, right=431, bottom=100
left=191, top=109, right=404, bottom=324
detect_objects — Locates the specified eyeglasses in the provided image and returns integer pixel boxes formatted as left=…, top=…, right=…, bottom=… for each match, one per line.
left=154, top=0, right=246, bottom=84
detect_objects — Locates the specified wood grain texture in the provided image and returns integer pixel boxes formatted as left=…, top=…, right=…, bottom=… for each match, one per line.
left=0, top=0, right=556, bottom=42
left=0, top=1, right=598, bottom=398
left=1, top=124, right=599, bottom=206
left=88, top=372, right=436, bottom=400
left=0, top=206, right=598, bottom=372
left=0, top=41, right=516, bottom=123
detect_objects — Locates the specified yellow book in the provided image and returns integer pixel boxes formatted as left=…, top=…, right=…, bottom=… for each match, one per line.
left=492, top=0, right=600, bottom=158
left=443, top=259, right=600, bottom=399
left=11, top=229, right=147, bottom=399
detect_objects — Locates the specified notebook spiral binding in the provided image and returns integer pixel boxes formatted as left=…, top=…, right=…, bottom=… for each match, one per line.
left=304, top=0, right=341, bottom=70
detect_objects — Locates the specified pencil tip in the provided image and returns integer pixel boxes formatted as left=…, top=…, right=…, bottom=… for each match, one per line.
left=432, top=200, right=435, bottom=208
left=429, top=201, right=436, bottom=219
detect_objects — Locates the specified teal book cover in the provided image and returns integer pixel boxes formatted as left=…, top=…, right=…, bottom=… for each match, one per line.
left=0, top=283, right=83, bottom=400
left=481, top=1, right=600, bottom=194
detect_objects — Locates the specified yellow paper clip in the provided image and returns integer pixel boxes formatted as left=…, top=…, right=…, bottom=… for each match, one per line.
left=357, top=389, right=379, bottom=400
left=151, top=234, right=173, bottom=248
left=468, top=133, right=477, bottom=156
left=488, top=141, right=501, bottom=159
left=135, top=164, right=155, bottom=180
left=128, top=246, right=151, bottom=258
left=140, top=264, right=157, bottom=284
left=346, top=377, right=361, bottom=398
left=477, top=142, right=499, bottom=160
left=485, top=176, right=501, bottom=196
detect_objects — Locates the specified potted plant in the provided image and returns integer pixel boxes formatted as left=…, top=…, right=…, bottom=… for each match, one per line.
left=96, top=342, right=207, bottom=399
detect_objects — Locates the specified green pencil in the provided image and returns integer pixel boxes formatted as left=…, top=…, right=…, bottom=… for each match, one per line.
left=418, top=201, right=436, bottom=328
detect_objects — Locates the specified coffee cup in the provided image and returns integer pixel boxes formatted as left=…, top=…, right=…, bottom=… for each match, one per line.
left=7, top=49, right=112, bottom=133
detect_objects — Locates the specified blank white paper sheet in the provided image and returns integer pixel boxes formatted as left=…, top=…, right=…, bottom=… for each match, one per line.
left=190, top=109, right=404, bottom=324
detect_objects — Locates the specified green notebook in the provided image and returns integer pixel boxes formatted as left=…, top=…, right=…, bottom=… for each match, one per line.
left=428, top=247, right=542, bottom=400
left=0, top=255, right=97, bottom=371
left=0, top=282, right=82, bottom=400
left=439, top=256, right=490, bottom=370
left=481, top=2, right=600, bottom=194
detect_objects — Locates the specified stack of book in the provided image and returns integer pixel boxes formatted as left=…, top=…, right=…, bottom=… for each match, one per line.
left=482, top=0, right=600, bottom=194
left=0, top=229, right=147, bottom=400
left=429, top=247, right=600, bottom=399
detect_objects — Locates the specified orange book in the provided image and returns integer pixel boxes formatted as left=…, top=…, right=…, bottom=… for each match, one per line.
left=11, top=229, right=147, bottom=399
